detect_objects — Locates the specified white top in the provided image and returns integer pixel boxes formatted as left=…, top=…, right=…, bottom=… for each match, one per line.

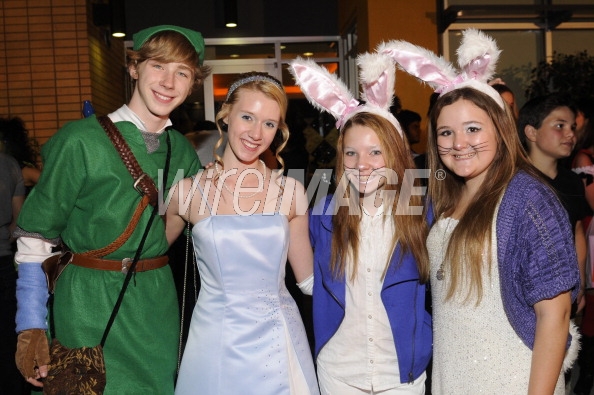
left=427, top=215, right=565, bottom=395
left=109, top=104, right=172, bottom=133
left=317, top=205, right=408, bottom=391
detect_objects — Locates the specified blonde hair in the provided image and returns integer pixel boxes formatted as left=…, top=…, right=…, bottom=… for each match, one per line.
left=331, top=112, right=429, bottom=282
left=127, top=30, right=211, bottom=90
left=427, top=87, right=540, bottom=303
left=214, top=72, right=289, bottom=174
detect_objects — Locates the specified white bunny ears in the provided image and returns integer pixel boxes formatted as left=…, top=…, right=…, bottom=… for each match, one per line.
left=378, top=29, right=505, bottom=109
left=288, top=54, right=403, bottom=136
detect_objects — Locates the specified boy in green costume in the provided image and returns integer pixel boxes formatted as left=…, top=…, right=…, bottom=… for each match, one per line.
left=14, top=25, right=210, bottom=394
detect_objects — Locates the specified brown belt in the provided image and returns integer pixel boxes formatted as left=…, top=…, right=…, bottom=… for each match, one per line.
left=71, top=254, right=168, bottom=274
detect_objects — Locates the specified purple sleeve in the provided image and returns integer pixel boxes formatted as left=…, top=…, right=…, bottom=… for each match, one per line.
left=517, top=190, right=580, bottom=306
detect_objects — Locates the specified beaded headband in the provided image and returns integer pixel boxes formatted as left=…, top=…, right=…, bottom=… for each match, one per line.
left=225, top=74, right=284, bottom=102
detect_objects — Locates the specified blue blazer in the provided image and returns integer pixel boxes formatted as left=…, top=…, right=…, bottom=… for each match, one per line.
left=309, top=195, right=432, bottom=384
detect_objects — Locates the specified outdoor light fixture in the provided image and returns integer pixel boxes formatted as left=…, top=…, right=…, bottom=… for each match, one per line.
left=93, top=0, right=126, bottom=38
left=110, top=0, right=126, bottom=37
left=224, top=0, right=238, bottom=28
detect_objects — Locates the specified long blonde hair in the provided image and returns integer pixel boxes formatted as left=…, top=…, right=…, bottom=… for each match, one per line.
left=331, top=112, right=430, bottom=282
left=214, top=72, right=290, bottom=175
left=427, top=87, right=540, bottom=303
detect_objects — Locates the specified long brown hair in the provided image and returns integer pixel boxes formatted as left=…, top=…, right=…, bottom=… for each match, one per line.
left=330, top=112, right=429, bottom=282
left=427, top=87, right=540, bottom=303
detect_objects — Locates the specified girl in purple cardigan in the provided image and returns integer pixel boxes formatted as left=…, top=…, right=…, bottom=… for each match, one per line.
left=381, top=29, right=581, bottom=394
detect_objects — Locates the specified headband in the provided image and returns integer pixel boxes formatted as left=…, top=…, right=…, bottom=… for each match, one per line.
left=133, top=25, right=206, bottom=65
left=288, top=55, right=403, bottom=135
left=378, top=29, right=505, bottom=109
left=225, top=74, right=284, bottom=102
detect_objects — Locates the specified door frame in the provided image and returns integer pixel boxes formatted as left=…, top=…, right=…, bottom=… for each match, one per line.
left=202, top=58, right=279, bottom=121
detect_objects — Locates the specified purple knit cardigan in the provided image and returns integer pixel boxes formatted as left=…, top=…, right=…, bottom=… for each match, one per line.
left=497, top=170, right=580, bottom=349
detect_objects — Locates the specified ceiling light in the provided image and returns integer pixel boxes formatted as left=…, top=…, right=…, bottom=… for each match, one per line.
left=110, top=0, right=126, bottom=38
left=225, top=0, right=238, bottom=28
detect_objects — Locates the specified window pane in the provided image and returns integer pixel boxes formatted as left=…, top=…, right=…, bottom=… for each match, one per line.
left=205, top=43, right=275, bottom=60
left=552, top=29, right=594, bottom=55
left=280, top=41, right=339, bottom=60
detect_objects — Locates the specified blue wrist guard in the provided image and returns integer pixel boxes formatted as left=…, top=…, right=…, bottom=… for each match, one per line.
left=16, top=262, right=49, bottom=332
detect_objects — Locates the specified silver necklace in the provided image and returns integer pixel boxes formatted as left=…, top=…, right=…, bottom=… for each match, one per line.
left=215, top=159, right=267, bottom=199
left=436, top=217, right=455, bottom=281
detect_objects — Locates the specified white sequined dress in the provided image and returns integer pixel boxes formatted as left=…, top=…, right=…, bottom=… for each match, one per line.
left=427, top=216, right=564, bottom=395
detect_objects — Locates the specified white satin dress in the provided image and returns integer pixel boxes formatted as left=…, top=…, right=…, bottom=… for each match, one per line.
left=175, top=188, right=319, bottom=395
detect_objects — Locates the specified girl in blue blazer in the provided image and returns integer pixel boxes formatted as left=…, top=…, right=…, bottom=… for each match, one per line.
left=291, top=55, right=432, bottom=394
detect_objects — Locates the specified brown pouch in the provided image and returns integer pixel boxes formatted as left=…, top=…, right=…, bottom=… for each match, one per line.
left=43, top=339, right=106, bottom=395
left=41, top=251, right=73, bottom=294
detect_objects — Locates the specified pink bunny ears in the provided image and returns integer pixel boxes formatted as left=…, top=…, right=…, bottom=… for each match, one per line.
left=378, top=29, right=505, bottom=109
left=288, top=55, right=403, bottom=136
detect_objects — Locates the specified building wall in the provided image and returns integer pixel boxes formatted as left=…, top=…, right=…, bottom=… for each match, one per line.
left=338, top=0, right=438, bottom=153
left=1, top=0, right=435, bottom=148
left=0, top=0, right=126, bottom=146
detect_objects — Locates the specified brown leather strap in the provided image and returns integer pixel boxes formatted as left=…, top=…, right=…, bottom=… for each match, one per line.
left=81, top=194, right=150, bottom=258
left=97, top=116, right=158, bottom=207
left=70, top=254, right=168, bottom=273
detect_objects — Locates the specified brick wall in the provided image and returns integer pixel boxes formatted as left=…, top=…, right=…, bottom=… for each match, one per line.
left=0, top=0, right=126, bottom=147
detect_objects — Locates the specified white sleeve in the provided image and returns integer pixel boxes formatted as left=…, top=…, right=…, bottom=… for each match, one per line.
left=14, top=237, right=58, bottom=264
left=296, top=273, right=314, bottom=296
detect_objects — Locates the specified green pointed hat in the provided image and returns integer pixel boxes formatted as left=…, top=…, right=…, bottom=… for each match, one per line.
left=133, top=25, right=205, bottom=64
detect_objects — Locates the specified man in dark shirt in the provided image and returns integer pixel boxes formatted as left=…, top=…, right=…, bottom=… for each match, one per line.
left=518, top=95, right=590, bottom=314
left=0, top=152, right=26, bottom=393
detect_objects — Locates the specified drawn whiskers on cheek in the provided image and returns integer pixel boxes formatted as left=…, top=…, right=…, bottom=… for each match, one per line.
left=470, top=141, right=489, bottom=153
left=437, top=142, right=489, bottom=156
left=437, top=145, right=452, bottom=155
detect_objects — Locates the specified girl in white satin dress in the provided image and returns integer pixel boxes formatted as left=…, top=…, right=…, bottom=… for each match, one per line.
left=165, top=72, right=319, bottom=395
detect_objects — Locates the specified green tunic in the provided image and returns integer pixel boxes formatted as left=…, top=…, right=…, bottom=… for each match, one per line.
left=18, top=115, right=201, bottom=394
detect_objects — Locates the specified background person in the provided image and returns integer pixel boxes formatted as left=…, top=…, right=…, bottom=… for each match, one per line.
left=0, top=117, right=41, bottom=195
left=395, top=109, right=422, bottom=154
left=184, top=120, right=225, bottom=165
left=490, top=80, right=519, bottom=120
left=517, top=94, right=589, bottom=315
left=570, top=97, right=594, bottom=395
left=0, top=152, right=26, bottom=394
